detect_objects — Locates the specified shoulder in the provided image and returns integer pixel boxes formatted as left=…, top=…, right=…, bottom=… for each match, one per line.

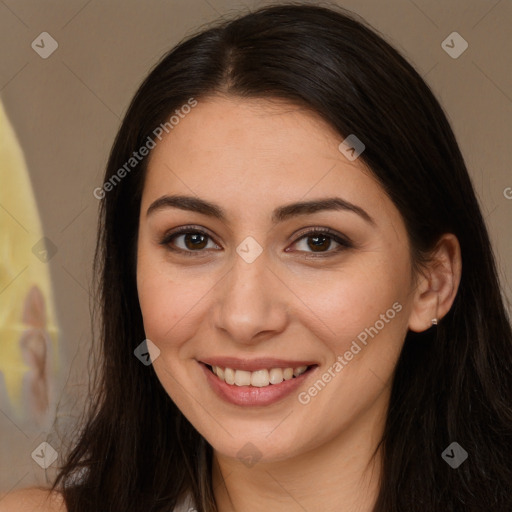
left=0, top=488, right=66, bottom=512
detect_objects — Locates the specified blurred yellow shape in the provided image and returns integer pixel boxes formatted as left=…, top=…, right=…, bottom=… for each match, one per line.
left=0, top=99, right=59, bottom=422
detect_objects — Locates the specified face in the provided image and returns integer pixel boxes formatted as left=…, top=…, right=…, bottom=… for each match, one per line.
left=136, top=96, right=419, bottom=464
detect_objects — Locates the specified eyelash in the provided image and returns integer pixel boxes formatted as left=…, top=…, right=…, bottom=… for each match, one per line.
left=159, top=225, right=353, bottom=258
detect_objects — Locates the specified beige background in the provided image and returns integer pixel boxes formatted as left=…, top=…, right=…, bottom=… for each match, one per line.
left=0, top=0, right=511, bottom=493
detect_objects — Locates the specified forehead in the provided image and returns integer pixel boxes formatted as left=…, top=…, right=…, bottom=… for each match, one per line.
left=141, top=96, right=397, bottom=226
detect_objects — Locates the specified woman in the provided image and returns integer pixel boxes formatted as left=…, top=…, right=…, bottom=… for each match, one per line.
left=4, top=3, right=511, bottom=511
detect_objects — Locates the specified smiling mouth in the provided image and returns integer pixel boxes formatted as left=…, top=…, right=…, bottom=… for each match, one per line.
left=205, top=364, right=316, bottom=387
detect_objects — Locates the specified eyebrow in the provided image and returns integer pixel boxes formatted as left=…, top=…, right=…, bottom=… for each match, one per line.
left=146, top=194, right=375, bottom=226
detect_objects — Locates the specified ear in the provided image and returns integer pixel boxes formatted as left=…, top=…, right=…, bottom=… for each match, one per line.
left=408, top=233, right=462, bottom=333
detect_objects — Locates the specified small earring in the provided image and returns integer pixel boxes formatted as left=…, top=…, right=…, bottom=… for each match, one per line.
left=432, top=294, right=439, bottom=326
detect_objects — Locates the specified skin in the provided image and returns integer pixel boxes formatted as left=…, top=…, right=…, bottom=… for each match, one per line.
left=0, top=489, right=65, bottom=512
left=4, top=96, right=460, bottom=512
left=135, top=96, right=461, bottom=512
left=137, top=97, right=460, bottom=512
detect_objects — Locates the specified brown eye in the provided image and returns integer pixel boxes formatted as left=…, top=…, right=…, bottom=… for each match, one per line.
left=160, top=227, right=220, bottom=256
left=305, top=234, right=333, bottom=252
left=182, top=233, right=208, bottom=250
left=289, top=228, right=352, bottom=256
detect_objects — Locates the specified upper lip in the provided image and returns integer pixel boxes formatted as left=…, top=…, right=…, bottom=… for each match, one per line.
left=199, top=357, right=317, bottom=372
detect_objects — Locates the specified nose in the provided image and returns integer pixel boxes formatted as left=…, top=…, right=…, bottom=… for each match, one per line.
left=212, top=247, right=289, bottom=346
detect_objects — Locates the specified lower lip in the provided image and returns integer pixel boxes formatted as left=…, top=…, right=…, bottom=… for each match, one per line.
left=200, top=363, right=315, bottom=407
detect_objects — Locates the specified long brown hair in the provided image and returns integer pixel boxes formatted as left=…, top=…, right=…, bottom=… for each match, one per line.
left=52, top=3, right=512, bottom=510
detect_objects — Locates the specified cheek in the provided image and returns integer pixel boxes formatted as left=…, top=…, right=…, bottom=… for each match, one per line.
left=303, top=255, right=411, bottom=349
left=295, top=263, right=410, bottom=429
left=136, top=247, right=231, bottom=374
left=138, top=278, right=198, bottom=347
left=136, top=245, right=203, bottom=349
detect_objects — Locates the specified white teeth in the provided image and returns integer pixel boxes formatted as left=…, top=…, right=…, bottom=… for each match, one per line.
left=283, top=368, right=294, bottom=380
left=251, top=369, right=269, bottom=387
left=269, top=368, right=284, bottom=385
left=234, top=370, right=251, bottom=386
left=224, top=367, right=235, bottom=385
left=211, top=365, right=309, bottom=387
left=293, top=366, right=308, bottom=377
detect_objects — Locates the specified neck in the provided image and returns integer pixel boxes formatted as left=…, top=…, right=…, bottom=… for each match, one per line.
left=211, top=398, right=386, bottom=512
